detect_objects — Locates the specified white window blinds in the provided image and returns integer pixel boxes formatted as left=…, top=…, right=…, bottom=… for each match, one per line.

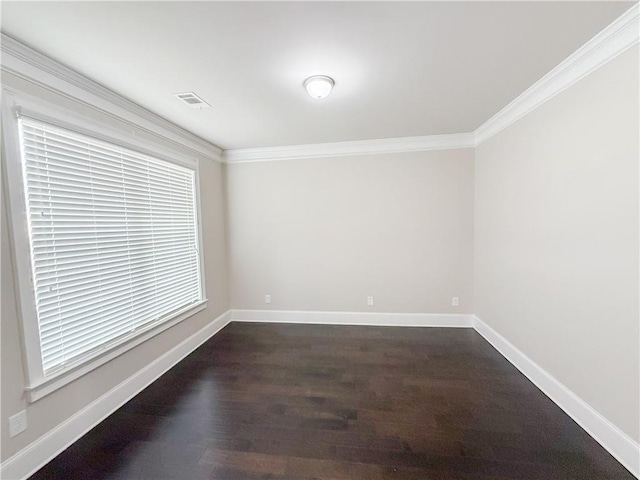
left=18, top=117, right=203, bottom=375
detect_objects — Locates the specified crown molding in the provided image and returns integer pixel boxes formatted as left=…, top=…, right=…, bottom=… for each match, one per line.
left=475, top=3, right=640, bottom=145
left=0, top=33, right=223, bottom=163
left=3, top=2, right=636, bottom=164
left=225, top=4, right=639, bottom=164
left=226, top=4, right=639, bottom=163
left=224, top=132, right=475, bottom=164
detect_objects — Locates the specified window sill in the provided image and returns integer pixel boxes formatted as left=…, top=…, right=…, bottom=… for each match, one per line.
left=25, top=300, right=208, bottom=403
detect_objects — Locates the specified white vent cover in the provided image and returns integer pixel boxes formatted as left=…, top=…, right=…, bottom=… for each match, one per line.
left=173, top=92, right=211, bottom=108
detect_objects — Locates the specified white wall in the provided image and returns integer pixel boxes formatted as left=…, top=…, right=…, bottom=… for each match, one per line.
left=227, top=150, right=474, bottom=313
left=474, top=46, right=639, bottom=442
left=0, top=72, right=230, bottom=462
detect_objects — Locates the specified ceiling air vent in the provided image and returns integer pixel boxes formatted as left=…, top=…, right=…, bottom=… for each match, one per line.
left=173, top=92, right=211, bottom=108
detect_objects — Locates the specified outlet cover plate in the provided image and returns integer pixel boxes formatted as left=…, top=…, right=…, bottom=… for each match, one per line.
left=9, top=410, right=27, bottom=438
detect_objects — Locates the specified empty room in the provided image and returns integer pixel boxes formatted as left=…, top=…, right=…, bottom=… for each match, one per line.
left=0, top=1, right=638, bottom=479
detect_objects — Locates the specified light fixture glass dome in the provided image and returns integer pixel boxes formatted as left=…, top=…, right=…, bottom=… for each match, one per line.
left=304, top=75, right=335, bottom=99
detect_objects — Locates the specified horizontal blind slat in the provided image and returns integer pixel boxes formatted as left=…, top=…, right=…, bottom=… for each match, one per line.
left=41, top=285, right=199, bottom=347
left=36, top=260, right=200, bottom=329
left=23, top=146, right=193, bottom=190
left=19, top=118, right=202, bottom=374
left=33, top=243, right=197, bottom=269
left=21, top=126, right=190, bottom=174
left=37, top=269, right=199, bottom=316
left=34, top=254, right=199, bottom=291
left=42, top=292, right=200, bottom=372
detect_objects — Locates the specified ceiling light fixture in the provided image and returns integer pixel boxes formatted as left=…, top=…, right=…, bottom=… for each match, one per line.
left=304, top=75, right=335, bottom=99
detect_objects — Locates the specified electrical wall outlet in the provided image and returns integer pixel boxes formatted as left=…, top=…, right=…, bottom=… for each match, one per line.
left=9, top=410, right=27, bottom=438
left=264, top=294, right=271, bottom=304
left=367, top=296, right=374, bottom=306
left=451, top=296, right=459, bottom=307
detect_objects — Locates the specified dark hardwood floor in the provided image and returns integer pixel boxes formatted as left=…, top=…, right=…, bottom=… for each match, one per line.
left=30, top=322, right=634, bottom=480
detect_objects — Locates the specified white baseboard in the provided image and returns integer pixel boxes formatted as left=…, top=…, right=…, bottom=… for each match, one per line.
left=3, top=310, right=636, bottom=479
left=473, top=315, right=639, bottom=478
left=0, top=310, right=233, bottom=480
left=231, top=309, right=474, bottom=327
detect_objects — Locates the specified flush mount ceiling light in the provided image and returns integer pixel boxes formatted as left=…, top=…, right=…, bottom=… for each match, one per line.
left=304, top=75, right=335, bottom=99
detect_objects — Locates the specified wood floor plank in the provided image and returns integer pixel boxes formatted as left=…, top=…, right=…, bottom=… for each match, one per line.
left=29, top=322, right=635, bottom=480
left=286, top=456, right=384, bottom=480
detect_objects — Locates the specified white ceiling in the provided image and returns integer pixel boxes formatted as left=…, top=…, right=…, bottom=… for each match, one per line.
left=1, top=2, right=633, bottom=150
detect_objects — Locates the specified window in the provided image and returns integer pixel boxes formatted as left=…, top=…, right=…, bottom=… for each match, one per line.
left=10, top=115, right=205, bottom=397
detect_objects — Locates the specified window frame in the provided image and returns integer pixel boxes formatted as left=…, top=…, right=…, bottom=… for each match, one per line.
left=2, top=88, right=208, bottom=402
